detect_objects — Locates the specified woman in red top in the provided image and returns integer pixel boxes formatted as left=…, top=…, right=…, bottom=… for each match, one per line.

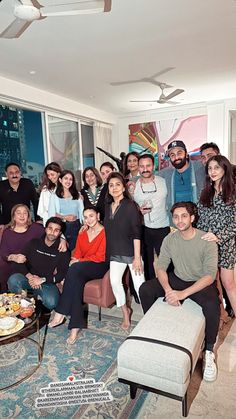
left=49, top=207, right=108, bottom=344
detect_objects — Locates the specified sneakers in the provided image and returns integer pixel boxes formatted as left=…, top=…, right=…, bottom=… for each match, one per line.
left=203, top=350, right=217, bottom=382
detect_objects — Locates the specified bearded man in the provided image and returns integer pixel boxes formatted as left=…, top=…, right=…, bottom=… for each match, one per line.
left=159, top=140, right=205, bottom=216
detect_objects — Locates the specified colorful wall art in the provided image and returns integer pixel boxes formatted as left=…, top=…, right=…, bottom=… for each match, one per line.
left=129, top=115, right=207, bottom=170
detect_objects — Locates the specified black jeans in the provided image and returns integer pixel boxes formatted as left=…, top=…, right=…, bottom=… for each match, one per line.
left=143, top=226, right=170, bottom=281
left=56, top=261, right=109, bottom=329
left=139, top=272, right=220, bottom=348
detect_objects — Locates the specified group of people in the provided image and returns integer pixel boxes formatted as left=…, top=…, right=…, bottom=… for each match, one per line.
left=0, top=140, right=235, bottom=381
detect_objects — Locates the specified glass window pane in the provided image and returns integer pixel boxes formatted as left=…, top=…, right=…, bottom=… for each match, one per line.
left=47, top=115, right=81, bottom=187
left=81, top=124, right=94, bottom=168
left=0, top=104, right=45, bottom=188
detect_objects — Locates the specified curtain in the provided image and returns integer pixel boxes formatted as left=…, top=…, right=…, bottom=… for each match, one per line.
left=93, top=122, right=114, bottom=170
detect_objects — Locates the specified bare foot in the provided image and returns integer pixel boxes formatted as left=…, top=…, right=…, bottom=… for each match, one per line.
left=121, top=307, right=132, bottom=330
left=48, top=313, right=65, bottom=328
left=66, top=328, right=79, bottom=345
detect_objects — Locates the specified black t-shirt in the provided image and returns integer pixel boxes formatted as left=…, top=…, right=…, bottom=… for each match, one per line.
left=13, top=235, right=70, bottom=284
left=0, top=178, right=39, bottom=224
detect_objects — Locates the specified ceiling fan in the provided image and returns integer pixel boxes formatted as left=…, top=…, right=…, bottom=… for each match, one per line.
left=0, top=0, right=112, bottom=39
left=130, top=83, right=184, bottom=105
left=110, top=67, right=175, bottom=87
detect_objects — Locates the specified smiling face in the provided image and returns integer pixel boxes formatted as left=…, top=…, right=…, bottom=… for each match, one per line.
left=85, top=169, right=97, bottom=187
left=172, top=207, right=194, bottom=232
left=83, top=208, right=99, bottom=228
left=13, top=205, right=30, bottom=227
left=127, top=154, right=139, bottom=174
left=59, top=173, right=73, bottom=190
left=168, top=147, right=188, bottom=170
left=6, top=165, right=21, bottom=186
left=108, top=177, right=125, bottom=200
left=139, top=157, right=154, bottom=179
left=208, top=159, right=225, bottom=183
left=100, top=165, right=113, bottom=182
left=47, top=169, right=60, bottom=185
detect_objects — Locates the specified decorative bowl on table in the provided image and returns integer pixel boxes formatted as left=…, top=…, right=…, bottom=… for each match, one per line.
left=0, top=316, right=18, bottom=330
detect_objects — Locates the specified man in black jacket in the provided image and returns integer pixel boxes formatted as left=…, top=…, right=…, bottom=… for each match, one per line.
left=0, top=162, right=39, bottom=225
left=8, top=217, right=70, bottom=310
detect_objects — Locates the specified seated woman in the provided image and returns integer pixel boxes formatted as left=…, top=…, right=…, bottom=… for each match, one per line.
left=49, top=207, right=109, bottom=344
left=0, top=204, right=44, bottom=292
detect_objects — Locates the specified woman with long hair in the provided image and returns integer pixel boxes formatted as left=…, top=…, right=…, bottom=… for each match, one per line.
left=104, top=172, right=145, bottom=329
left=38, top=162, right=62, bottom=226
left=81, top=167, right=107, bottom=222
left=48, top=207, right=108, bottom=344
left=198, top=155, right=236, bottom=318
left=0, top=204, right=44, bottom=292
left=48, top=170, right=83, bottom=250
left=100, top=162, right=115, bottom=183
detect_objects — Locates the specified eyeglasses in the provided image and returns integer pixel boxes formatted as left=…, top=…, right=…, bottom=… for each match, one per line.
left=140, top=180, right=157, bottom=194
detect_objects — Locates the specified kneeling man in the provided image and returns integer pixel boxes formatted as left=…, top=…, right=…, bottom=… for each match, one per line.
left=139, top=201, right=220, bottom=382
left=8, top=217, right=70, bottom=310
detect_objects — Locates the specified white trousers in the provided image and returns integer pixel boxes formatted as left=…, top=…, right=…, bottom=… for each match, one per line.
left=110, top=261, right=145, bottom=307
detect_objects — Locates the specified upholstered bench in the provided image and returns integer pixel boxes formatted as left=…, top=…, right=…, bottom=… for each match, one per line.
left=117, top=298, right=205, bottom=417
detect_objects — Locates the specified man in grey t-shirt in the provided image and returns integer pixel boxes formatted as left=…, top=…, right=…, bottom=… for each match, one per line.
left=139, top=201, right=220, bottom=383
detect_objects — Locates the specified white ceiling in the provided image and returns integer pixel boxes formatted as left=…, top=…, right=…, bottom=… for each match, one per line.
left=0, top=0, right=236, bottom=115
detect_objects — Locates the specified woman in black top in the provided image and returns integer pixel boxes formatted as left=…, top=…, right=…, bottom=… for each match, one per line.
left=104, top=172, right=145, bottom=329
left=81, top=167, right=107, bottom=222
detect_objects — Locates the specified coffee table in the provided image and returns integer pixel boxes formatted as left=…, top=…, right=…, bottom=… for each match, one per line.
left=0, top=304, right=43, bottom=391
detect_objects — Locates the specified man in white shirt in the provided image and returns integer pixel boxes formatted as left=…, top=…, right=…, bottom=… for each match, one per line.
left=133, top=154, right=170, bottom=281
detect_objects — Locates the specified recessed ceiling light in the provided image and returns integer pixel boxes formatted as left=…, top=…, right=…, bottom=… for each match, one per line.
left=29, top=70, right=36, bottom=75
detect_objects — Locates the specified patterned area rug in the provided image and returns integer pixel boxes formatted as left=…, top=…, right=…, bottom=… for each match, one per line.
left=0, top=313, right=147, bottom=418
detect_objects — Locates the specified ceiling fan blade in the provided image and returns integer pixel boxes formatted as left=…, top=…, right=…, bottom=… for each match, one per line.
left=0, top=18, right=32, bottom=39
left=130, top=100, right=158, bottom=103
left=111, top=79, right=143, bottom=86
left=150, top=67, right=175, bottom=79
left=41, top=0, right=111, bottom=17
left=164, top=88, right=184, bottom=101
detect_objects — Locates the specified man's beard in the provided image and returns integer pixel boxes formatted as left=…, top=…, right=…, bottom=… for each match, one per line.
left=171, top=155, right=188, bottom=170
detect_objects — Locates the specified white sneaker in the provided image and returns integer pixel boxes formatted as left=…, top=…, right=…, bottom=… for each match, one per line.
left=203, top=350, right=217, bottom=382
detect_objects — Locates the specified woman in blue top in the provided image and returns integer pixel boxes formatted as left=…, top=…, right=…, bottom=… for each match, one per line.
left=48, top=170, right=83, bottom=250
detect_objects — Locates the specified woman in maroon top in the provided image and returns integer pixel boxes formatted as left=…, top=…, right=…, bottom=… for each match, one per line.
left=0, top=204, right=44, bottom=292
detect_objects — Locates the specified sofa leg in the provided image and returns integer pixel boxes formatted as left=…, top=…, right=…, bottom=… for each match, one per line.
left=130, top=383, right=137, bottom=399
left=182, top=392, right=188, bottom=417
left=98, top=306, right=101, bottom=321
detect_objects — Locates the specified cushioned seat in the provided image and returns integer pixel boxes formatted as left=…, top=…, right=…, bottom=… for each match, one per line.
left=117, top=298, right=205, bottom=417
left=83, top=269, right=130, bottom=320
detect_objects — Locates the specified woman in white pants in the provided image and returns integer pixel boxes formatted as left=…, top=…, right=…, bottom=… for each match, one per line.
left=104, top=172, right=145, bottom=329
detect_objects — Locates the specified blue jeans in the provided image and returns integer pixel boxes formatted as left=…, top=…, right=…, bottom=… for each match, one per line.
left=8, top=273, right=60, bottom=310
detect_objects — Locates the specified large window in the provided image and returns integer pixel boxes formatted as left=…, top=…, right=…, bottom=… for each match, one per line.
left=0, top=104, right=44, bottom=187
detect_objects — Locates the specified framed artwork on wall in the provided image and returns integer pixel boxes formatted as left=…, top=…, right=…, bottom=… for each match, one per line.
left=129, top=115, right=207, bottom=170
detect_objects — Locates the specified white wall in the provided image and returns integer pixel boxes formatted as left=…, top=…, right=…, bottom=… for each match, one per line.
left=115, top=100, right=236, bottom=159
left=0, top=75, right=117, bottom=125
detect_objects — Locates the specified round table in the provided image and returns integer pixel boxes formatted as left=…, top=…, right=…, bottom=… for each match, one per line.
left=0, top=304, right=43, bottom=391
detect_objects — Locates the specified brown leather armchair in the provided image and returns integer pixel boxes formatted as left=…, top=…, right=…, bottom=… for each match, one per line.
left=83, top=268, right=130, bottom=320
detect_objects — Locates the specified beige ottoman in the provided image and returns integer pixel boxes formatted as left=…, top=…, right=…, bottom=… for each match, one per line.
left=117, top=298, right=205, bottom=417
